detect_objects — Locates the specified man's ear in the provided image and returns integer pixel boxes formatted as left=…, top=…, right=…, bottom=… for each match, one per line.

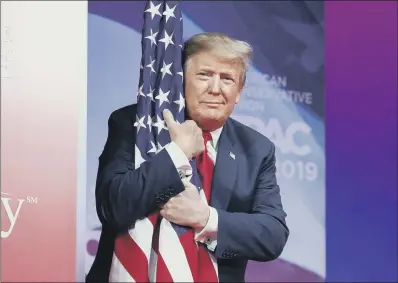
left=235, top=92, right=242, bottom=104
left=235, top=76, right=245, bottom=104
left=236, top=72, right=246, bottom=104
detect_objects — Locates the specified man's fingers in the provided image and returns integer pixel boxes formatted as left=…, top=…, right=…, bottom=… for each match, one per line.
left=182, top=178, right=197, bottom=191
left=163, top=109, right=176, bottom=130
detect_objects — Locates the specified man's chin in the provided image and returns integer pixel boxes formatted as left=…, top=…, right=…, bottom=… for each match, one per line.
left=196, top=114, right=226, bottom=130
left=200, top=112, right=221, bottom=122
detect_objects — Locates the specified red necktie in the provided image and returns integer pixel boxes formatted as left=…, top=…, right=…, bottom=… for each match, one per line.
left=196, top=132, right=214, bottom=203
left=195, top=132, right=218, bottom=282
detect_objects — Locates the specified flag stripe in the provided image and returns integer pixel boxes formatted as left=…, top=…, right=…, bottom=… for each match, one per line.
left=148, top=248, right=158, bottom=282
left=114, top=234, right=148, bottom=282
left=210, top=252, right=219, bottom=278
left=155, top=253, right=174, bottom=282
left=151, top=220, right=174, bottom=282
left=179, top=230, right=200, bottom=281
left=109, top=254, right=136, bottom=282
left=198, top=246, right=219, bottom=282
left=158, top=219, right=195, bottom=281
left=128, top=218, right=154, bottom=260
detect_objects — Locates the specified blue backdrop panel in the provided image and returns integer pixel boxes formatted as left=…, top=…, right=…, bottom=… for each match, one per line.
left=85, top=2, right=325, bottom=281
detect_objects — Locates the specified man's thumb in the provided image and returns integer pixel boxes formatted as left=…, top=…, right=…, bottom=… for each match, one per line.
left=163, top=109, right=176, bottom=129
left=182, top=178, right=197, bottom=191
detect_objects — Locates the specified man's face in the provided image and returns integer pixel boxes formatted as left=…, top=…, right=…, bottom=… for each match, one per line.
left=184, top=51, right=243, bottom=130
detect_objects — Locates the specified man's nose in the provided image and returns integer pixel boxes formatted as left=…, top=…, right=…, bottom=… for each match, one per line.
left=209, top=76, right=221, bottom=95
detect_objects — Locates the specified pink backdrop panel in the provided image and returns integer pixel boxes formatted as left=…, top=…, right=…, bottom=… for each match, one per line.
left=1, top=2, right=87, bottom=281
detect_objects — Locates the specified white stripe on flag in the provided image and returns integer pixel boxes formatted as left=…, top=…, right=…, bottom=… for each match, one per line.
left=159, top=219, right=194, bottom=282
left=109, top=253, right=136, bottom=282
left=128, top=218, right=154, bottom=261
left=148, top=248, right=158, bottom=282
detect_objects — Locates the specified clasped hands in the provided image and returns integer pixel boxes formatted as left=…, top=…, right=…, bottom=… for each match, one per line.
left=160, top=109, right=209, bottom=230
left=160, top=179, right=210, bottom=230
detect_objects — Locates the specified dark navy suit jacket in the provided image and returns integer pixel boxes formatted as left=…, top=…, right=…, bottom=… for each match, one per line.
left=86, top=104, right=289, bottom=283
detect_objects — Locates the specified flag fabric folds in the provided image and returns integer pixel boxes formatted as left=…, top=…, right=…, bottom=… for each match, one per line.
left=108, top=1, right=219, bottom=282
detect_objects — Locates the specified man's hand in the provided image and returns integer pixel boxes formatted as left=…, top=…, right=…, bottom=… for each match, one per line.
left=160, top=179, right=210, bottom=230
left=163, top=109, right=204, bottom=159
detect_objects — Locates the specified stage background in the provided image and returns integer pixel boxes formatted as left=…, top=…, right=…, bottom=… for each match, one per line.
left=0, top=1, right=396, bottom=282
left=85, top=1, right=325, bottom=281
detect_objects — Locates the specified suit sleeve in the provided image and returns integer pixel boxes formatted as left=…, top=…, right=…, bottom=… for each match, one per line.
left=215, top=143, right=289, bottom=261
left=95, top=111, right=185, bottom=232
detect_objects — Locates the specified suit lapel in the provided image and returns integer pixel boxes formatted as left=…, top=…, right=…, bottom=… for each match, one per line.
left=210, top=121, right=237, bottom=210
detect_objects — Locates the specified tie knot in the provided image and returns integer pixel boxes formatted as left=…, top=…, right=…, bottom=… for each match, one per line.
left=203, top=132, right=212, bottom=143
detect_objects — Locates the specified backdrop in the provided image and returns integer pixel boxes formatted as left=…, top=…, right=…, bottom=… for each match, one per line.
left=85, top=1, right=325, bottom=281
left=1, top=1, right=396, bottom=282
left=1, top=1, right=87, bottom=281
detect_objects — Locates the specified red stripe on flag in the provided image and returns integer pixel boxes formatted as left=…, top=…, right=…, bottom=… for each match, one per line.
left=198, top=245, right=218, bottom=282
left=156, top=253, right=174, bottom=282
left=179, top=230, right=201, bottom=282
left=148, top=213, right=159, bottom=226
left=114, top=234, right=149, bottom=282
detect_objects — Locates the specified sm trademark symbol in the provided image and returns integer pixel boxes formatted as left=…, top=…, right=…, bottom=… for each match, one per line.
left=26, top=196, right=39, bottom=204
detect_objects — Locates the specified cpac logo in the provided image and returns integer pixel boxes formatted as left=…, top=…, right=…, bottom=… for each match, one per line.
left=1, top=192, right=39, bottom=238
left=232, top=115, right=312, bottom=156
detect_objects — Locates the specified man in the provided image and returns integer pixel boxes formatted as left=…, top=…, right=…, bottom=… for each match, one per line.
left=87, top=33, right=289, bottom=282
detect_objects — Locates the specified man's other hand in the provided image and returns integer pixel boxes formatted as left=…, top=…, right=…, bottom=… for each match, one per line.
left=160, top=179, right=209, bottom=229
left=163, top=109, right=205, bottom=159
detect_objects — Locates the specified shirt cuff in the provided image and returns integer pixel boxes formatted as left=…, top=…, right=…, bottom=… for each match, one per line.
left=164, top=141, right=192, bottom=178
left=194, top=207, right=218, bottom=251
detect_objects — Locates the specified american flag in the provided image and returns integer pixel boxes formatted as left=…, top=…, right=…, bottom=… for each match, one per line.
left=108, top=1, right=219, bottom=282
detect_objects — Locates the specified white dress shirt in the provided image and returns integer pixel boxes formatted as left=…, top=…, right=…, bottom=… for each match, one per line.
left=164, top=127, right=223, bottom=252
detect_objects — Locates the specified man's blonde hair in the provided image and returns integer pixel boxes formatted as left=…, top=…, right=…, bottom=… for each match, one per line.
left=182, top=32, right=253, bottom=86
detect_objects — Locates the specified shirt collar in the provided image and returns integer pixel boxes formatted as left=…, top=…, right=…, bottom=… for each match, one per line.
left=210, top=126, right=223, bottom=148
